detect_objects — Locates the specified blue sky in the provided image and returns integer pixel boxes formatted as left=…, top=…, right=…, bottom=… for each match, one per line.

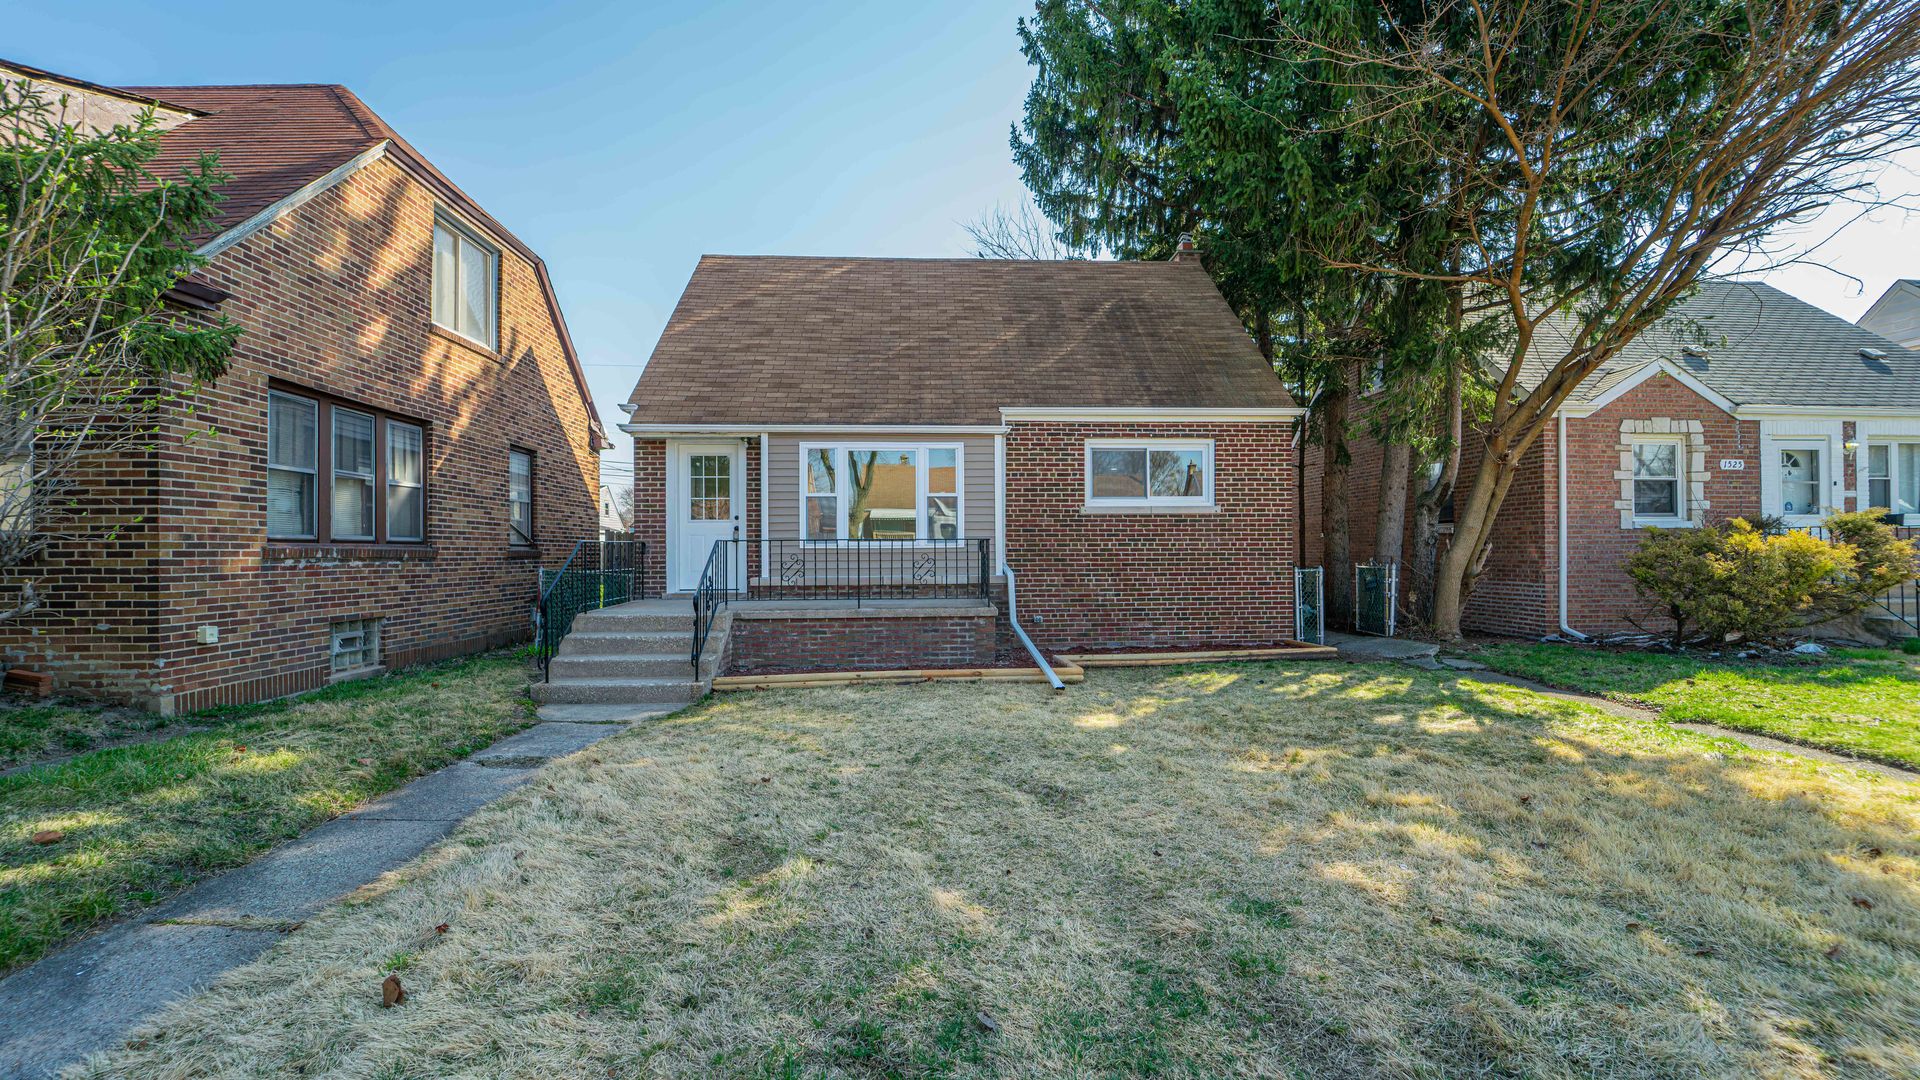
left=11, top=0, right=1919, bottom=490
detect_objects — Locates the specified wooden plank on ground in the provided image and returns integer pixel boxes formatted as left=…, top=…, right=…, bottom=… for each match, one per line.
left=1057, top=644, right=1338, bottom=667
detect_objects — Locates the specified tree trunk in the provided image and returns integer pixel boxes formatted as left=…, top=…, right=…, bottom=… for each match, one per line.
left=1428, top=423, right=1533, bottom=640
left=1406, top=349, right=1463, bottom=627
left=1321, top=365, right=1355, bottom=630
left=1374, top=441, right=1411, bottom=565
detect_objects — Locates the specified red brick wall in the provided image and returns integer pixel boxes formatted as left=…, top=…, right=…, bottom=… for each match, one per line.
left=633, top=440, right=668, bottom=596
left=1558, top=375, right=1760, bottom=634
left=1319, top=373, right=1759, bottom=639
left=1004, top=421, right=1297, bottom=651
left=0, top=155, right=600, bottom=711
left=724, top=611, right=996, bottom=674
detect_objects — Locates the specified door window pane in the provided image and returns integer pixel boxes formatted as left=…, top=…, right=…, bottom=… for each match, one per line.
left=848, top=449, right=918, bottom=539
left=690, top=454, right=731, bottom=521
left=1089, top=449, right=1147, bottom=499
left=331, top=408, right=375, bottom=540
left=387, top=421, right=424, bottom=541
left=1779, top=447, right=1821, bottom=517
left=267, top=392, right=317, bottom=538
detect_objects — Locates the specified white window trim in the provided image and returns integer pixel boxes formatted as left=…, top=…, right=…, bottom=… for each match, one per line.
left=797, top=441, right=966, bottom=544
left=1083, top=438, right=1216, bottom=510
left=1865, top=438, right=1920, bottom=519
left=1628, top=435, right=1690, bottom=527
left=267, top=390, right=319, bottom=540
left=432, top=211, right=499, bottom=350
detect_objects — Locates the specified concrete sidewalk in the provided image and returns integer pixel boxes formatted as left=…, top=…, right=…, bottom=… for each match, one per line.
left=0, top=707, right=670, bottom=1079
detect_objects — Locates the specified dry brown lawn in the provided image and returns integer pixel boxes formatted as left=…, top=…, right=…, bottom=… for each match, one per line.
left=72, top=663, right=1920, bottom=1079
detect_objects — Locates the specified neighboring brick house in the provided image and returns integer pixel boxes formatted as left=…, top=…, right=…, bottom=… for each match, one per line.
left=1316, top=280, right=1920, bottom=640
left=614, top=252, right=1303, bottom=671
left=0, top=62, right=604, bottom=711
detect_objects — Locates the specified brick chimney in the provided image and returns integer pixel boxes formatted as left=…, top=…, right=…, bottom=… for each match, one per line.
left=1171, top=232, right=1201, bottom=263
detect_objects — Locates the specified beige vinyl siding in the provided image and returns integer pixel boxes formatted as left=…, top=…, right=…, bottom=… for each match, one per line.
left=766, top=433, right=996, bottom=542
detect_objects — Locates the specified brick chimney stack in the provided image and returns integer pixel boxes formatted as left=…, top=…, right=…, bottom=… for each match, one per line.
left=1171, top=233, right=1201, bottom=263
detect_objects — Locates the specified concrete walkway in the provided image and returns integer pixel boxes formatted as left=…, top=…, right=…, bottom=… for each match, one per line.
left=0, top=707, right=671, bottom=1079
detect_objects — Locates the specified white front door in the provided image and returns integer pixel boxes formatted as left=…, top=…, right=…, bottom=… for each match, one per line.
left=669, top=441, right=745, bottom=593
left=1768, top=438, right=1832, bottom=526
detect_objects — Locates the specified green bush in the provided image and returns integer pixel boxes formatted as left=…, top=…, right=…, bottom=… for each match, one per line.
left=1626, top=515, right=1916, bottom=647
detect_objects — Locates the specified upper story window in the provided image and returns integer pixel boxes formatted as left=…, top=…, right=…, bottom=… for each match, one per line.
left=1630, top=438, right=1685, bottom=524
left=432, top=214, right=498, bottom=348
left=267, top=387, right=428, bottom=544
left=1085, top=440, right=1213, bottom=509
left=508, top=449, right=535, bottom=546
left=801, top=444, right=963, bottom=541
left=1867, top=442, right=1920, bottom=518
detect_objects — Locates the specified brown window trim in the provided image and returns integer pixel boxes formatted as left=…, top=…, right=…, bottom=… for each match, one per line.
left=268, top=380, right=432, bottom=546
left=508, top=445, right=536, bottom=549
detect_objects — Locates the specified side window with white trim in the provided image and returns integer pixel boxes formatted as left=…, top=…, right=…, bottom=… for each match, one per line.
left=1085, top=440, right=1213, bottom=508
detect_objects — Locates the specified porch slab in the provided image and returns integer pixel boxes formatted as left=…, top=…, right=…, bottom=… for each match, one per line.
left=1327, top=632, right=1440, bottom=662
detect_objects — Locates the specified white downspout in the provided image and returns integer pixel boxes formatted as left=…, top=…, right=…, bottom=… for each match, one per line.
left=1557, top=411, right=1591, bottom=641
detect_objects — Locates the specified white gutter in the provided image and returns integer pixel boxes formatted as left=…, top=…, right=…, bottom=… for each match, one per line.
left=621, top=423, right=1006, bottom=436
left=1556, top=411, right=1591, bottom=642
left=1002, top=562, right=1065, bottom=691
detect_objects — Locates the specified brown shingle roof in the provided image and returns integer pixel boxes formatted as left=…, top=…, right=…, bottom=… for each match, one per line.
left=626, top=256, right=1292, bottom=426
left=117, top=82, right=605, bottom=447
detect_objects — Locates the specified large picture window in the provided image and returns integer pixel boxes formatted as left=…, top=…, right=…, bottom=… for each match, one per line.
left=432, top=213, right=498, bottom=348
left=267, top=387, right=428, bottom=544
left=1084, top=440, right=1212, bottom=508
left=800, top=444, right=964, bottom=541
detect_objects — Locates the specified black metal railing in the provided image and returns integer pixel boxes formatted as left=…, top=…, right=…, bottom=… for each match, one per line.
left=691, top=537, right=993, bottom=676
left=1789, top=523, right=1919, bottom=635
left=536, top=539, right=643, bottom=681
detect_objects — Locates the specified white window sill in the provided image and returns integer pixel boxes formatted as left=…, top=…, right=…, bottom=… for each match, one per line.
left=1631, top=517, right=1695, bottom=529
left=1080, top=503, right=1220, bottom=515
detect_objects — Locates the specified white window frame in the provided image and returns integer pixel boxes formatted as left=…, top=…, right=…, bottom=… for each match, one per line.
left=431, top=211, right=499, bottom=349
left=797, top=442, right=966, bottom=544
left=1083, top=438, right=1215, bottom=510
left=1866, top=439, right=1920, bottom=519
left=1628, top=435, right=1689, bottom=527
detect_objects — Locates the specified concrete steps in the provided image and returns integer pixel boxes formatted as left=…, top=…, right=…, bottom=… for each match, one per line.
left=531, top=599, right=729, bottom=706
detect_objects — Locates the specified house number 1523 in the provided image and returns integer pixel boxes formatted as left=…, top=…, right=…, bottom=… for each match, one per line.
left=1718, top=459, right=1746, bottom=471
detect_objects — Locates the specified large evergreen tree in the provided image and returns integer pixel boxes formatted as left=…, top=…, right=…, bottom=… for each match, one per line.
left=1013, top=0, right=1461, bottom=628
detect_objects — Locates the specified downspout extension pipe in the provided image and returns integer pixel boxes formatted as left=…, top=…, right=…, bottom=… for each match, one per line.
left=1003, top=562, right=1066, bottom=691
left=1557, top=411, right=1593, bottom=642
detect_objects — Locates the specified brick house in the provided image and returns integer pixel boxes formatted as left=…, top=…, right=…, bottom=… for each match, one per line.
left=1315, top=280, right=1920, bottom=640
left=0, top=62, right=604, bottom=712
left=546, top=252, right=1303, bottom=699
